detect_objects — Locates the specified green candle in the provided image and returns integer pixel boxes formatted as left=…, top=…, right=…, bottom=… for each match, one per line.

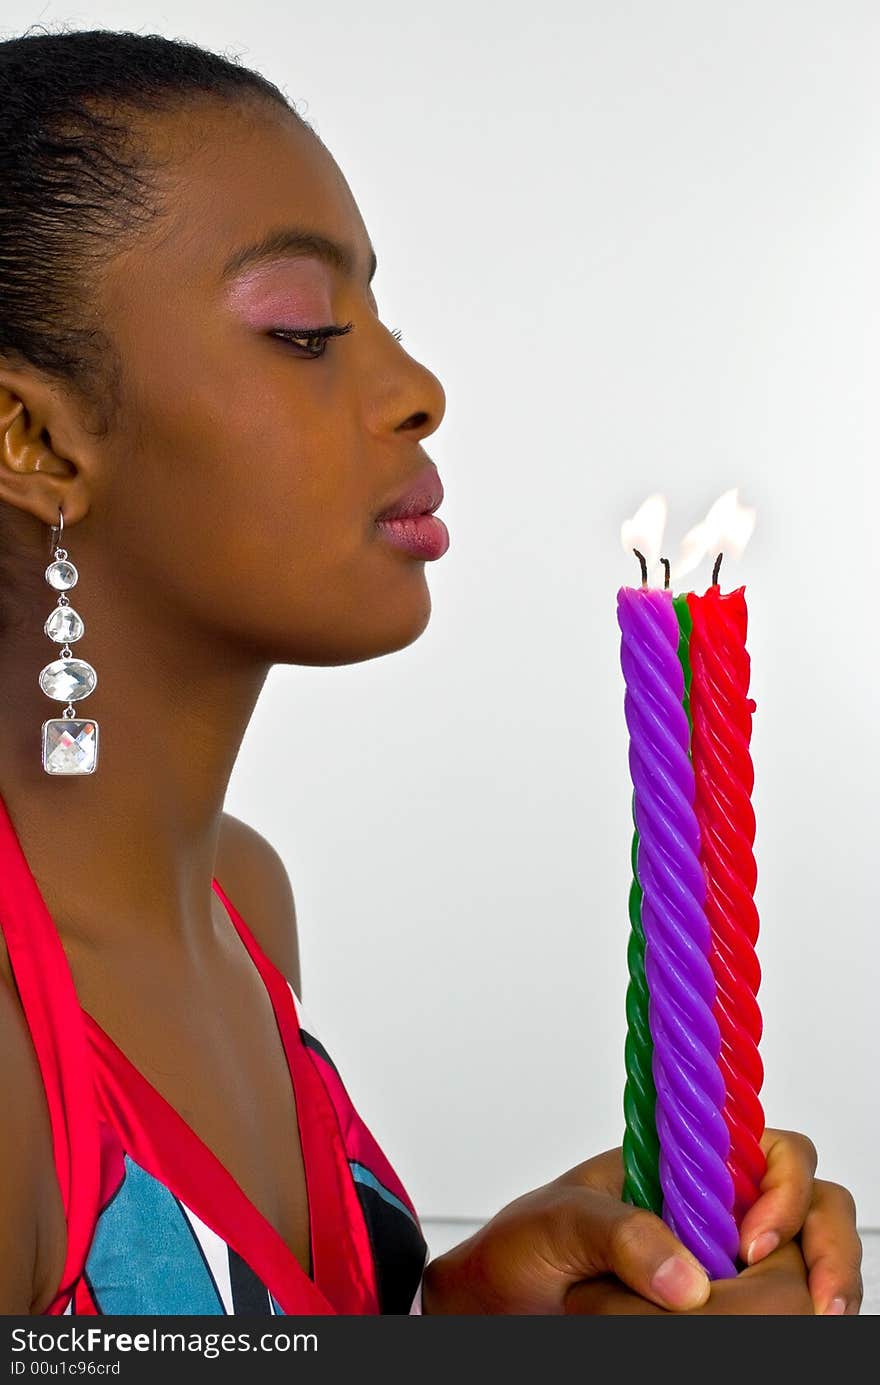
left=622, top=809, right=662, bottom=1212
left=673, top=592, right=693, bottom=728
left=621, top=589, right=692, bottom=1214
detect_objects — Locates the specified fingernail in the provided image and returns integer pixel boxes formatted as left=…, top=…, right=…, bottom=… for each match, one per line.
left=746, top=1230, right=780, bottom=1265
left=824, top=1297, right=847, bottom=1316
left=651, top=1255, right=709, bottom=1309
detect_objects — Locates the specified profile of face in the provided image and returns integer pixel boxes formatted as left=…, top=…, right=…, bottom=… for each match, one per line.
left=20, top=98, right=448, bottom=671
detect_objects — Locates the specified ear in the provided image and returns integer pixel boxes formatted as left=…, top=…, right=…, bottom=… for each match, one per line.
left=0, top=372, right=92, bottom=531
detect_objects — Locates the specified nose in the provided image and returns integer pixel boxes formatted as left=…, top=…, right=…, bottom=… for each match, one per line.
left=391, top=355, right=447, bottom=441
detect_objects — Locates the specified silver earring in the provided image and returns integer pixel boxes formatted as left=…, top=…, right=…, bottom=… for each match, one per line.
left=39, top=506, right=100, bottom=774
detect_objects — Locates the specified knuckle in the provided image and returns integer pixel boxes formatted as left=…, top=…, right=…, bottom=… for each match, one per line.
left=820, top=1179, right=859, bottom=1225
left=608, top=1209, right=657, bottom=1263
left=777, top=1127, right=817, bottom=1167
left=797, top=1132, right=819, bottom=1172
left=853, top=1270, right=864, bottom=1308
left=838, top=1184, right=859, bottom=1225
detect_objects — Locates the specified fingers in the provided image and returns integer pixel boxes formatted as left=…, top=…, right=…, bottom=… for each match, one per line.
left=800, top=1180, right=863, bottom=1315
left=566, top=1242, right=813, bottom=1316
left=738, top=1127, right=817, bottom=1266
left=696, top=1243, right=814, bottom=1315
left=556, top=1187, right=710, bottom=1311
left=565, top=1275, right=667, bottom=1315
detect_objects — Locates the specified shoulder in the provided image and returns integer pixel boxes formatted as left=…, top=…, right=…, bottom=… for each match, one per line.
left=215, top=812, right=302, bottom=997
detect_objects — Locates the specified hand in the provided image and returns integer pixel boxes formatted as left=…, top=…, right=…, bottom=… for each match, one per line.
left=421, top=1148, right=714, bottom=1315
left=737, top=1127, right=862, bottom=1315
left=421, top=1133, right=862, bottom=1315
left=565, top=1240, right=812, bottom=1314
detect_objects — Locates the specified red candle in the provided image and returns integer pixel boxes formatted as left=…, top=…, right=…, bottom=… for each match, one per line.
left=686, top=568, right=766, bottom=1222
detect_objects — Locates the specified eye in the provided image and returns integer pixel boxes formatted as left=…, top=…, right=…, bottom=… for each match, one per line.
left=269, top=321, right=402, bottom=358
left=270, top=321, right=354, bottom=358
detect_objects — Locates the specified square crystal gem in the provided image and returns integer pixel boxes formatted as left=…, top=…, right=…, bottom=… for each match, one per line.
left=42, top=719, right=99, bottom=774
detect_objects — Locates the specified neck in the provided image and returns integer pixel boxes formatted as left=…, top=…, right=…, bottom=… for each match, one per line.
left=0, top=553, right=271, bottom=958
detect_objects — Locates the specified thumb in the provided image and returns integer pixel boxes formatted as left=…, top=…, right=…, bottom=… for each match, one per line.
left=560, top=1187, right=712, bottom=1311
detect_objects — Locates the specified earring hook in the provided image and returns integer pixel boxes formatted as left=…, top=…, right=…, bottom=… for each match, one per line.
left=49, top=505, right=64, bottom=557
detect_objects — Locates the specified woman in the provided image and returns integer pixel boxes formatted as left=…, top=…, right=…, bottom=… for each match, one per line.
left=0, top=27, right=862, bottom=1316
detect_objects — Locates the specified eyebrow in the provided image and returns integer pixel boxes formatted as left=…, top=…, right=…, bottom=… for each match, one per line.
left=220, top=226, right=377, bottom=285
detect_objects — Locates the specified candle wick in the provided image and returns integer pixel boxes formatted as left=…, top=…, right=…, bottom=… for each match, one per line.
left=712, top=552, right=723, bottom=586
left=633, top=548, right=649, bottom=586
left=660, top=558, right=671, bottom=590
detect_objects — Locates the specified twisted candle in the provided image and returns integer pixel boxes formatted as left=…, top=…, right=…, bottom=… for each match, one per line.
left=672, top=594, right=694, bottom=728
left=622, top=595, right=692, bottom=1215
left=618, top=585, right=738, bottom=1278
left=622, top=816, right=662, bottom=1215
left=687, top=582, right=766, bottom=1222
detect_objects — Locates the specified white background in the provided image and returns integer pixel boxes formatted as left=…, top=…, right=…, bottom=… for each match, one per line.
left=7, top=2, right=878, bottom=1227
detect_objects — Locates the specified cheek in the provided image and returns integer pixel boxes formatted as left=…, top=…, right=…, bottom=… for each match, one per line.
left=215, top=388, right=367, bottom=560
left=114, top=321, right=409, bottom=651
left=133, top=384, right=369, bottom=627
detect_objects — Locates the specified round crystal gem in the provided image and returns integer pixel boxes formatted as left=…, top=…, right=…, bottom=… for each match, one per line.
left=45, top=559, right=78, bottom=590
left=38, top=657, right=97, bottom=701
left=44, top=605, right=84, bottom=643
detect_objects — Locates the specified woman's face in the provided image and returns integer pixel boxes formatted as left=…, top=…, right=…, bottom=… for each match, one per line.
left=90, top=97, right=447, bottom=667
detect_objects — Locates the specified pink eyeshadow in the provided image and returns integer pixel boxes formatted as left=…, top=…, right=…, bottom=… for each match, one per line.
left=224, top=258, right=334, bottom=326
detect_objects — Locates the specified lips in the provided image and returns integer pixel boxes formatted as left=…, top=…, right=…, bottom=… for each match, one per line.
left=375, top=462, right=444, bottom=521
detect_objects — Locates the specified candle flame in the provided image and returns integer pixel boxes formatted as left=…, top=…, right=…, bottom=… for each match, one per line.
left=620, top=494, right=667, bottom=580
left=669, top=489, right=757, bottom=581
left=669, top=520, right=713, bottom=582
left=708, top=488, right=757, bottom=558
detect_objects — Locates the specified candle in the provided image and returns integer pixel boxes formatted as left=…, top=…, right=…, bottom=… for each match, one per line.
left=622, top=587, right=691, bottom=1216
left=686, top=564, right=766, bottom=1222
left=672, top=593, right=693, bottom=728
left=617, top=574, right=738, bottom=1278
left=622, top=811, right=662, bottom=1214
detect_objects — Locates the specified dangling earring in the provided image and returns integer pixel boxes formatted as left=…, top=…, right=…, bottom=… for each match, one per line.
left=39, top=505, right=100, bottom=774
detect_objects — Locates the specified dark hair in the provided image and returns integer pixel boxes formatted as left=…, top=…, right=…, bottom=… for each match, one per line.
left=0, top=25, right=307, bottom=437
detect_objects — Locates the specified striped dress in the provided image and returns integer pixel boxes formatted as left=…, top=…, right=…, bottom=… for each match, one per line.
left=0, top=792, right=428, bottom=1315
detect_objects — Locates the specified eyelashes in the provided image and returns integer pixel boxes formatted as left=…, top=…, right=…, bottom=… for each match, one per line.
left=271, top=322, right=404, bottom=358
left=270, top=320, right=353, bottom=358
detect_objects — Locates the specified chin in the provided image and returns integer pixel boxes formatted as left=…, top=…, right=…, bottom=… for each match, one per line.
left=288, top=592, right=433, bottom=667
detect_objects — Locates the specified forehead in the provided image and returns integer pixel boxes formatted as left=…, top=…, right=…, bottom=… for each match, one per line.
left=108, top=101, right=371, bottom=298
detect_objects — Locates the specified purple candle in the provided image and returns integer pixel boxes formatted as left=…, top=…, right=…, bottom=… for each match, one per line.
left=617, top=581, right=739, bottom=1279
